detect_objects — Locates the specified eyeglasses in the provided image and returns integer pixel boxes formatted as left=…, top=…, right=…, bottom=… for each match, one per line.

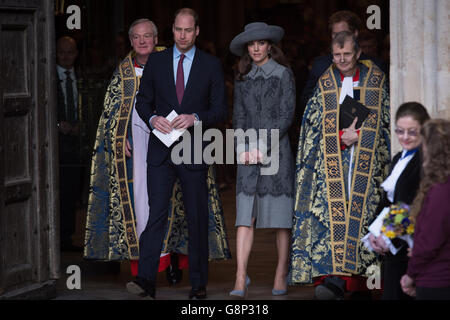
left=394, top=128, right=420, bottom=137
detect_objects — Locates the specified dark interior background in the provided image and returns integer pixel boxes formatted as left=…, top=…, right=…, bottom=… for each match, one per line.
left=54, top=0, right=389, bottom=166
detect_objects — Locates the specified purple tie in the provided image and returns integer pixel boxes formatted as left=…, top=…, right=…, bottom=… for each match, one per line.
left=176, top=54, right=185, bottom=104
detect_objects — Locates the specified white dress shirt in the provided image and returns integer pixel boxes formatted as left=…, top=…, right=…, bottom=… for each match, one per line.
left=173, top=45, right=196, bottom=87
left=339, top=75, right=360, bottom=195
left=381, top=150, right=416, bottom=203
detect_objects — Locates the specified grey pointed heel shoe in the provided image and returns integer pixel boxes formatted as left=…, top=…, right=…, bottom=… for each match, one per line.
left=229, top=276, right=251, bottom=298
left=272, top=288, right=287, bottom=296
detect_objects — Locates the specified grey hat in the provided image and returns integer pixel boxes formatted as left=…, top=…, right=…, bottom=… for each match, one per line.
left=229, top=22, right=284, bottom=56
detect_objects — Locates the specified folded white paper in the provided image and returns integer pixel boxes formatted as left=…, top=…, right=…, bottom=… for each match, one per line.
left=369, top=206, right=390, bottom=237
left=152, top=110, right=185, bottom=147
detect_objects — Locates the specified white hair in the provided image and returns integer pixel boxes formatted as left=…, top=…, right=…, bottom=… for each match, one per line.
left=128, top=18, right=158, bottom=38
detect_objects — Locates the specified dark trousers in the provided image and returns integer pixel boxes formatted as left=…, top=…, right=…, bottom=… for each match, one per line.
left=382, top=241, right=412, bottom=300
left=416, top=286, right=450, bottom=300
left=137, top=158, right=209, bottom=287
left=59, top=134, right=83, bottom=247
left=59, top=165, right=83, bottom=246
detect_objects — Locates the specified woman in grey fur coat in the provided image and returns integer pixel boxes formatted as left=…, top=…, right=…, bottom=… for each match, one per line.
left=229, top=22, right=296, bottom=298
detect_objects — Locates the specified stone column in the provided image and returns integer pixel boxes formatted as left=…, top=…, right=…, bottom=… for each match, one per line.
left=390, top=0, right=449, bottom=153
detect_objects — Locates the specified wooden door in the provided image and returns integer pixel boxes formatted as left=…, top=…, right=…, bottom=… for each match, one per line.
left=0, top=0, right=59, bottom=299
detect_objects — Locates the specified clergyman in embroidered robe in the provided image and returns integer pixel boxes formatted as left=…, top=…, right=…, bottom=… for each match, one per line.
left=289, top=31, right=390, bottom=291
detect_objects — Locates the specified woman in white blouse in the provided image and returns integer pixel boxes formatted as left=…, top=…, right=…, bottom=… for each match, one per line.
left=369, top=102, right=430, bottom=300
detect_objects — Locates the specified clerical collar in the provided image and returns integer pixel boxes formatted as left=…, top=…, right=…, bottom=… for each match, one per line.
left=340, top=67, right=360, bottom=82
left=133, top=58, right=144, bottom=68
left=401, top=147, right=419, bottom=159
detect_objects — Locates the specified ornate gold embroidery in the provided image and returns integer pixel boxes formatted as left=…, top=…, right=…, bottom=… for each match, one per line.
left=320, top=62, right=385, bottom=274
left=114, top=54, right=139, bottom=259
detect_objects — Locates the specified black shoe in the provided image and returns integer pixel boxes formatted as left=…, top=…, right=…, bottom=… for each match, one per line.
left=126, top=277, right=155, bottom=299
left=315, top=282, right=344, bottom=300
left=166, top=253, right=183, bottom=285
left=315, top=276, right=346, bottom=300
left=189, top=286, right=207, bottom=300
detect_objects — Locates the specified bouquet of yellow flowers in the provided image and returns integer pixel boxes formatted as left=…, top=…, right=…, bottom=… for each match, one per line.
left=381, top=203, right=414, bottom=239
left=362, top=202, right=415, bottom=254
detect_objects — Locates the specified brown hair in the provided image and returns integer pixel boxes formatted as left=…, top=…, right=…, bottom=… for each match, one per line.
left=174, top=8, right=199, bottom=27
left=395, top=102, right=430, bottom=125
left=328, top=10, right=363, bottom=33
left=331, top=31, right=360, bottom=53
left=410, top=119, right=450, bottom=221
left=236, top=42, right=289, bottom=81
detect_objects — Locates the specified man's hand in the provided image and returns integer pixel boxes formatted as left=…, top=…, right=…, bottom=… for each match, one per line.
left=341, top=117, right=359, bottom=147
left=125, top=138, right=132, bottom=158
left=171, top=114, right=195, bottom=130
left=150, top=116, right=172, bottom=134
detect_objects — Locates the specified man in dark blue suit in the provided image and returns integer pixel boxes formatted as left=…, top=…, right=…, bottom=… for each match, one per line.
left=127, top=8, right=227, bottom=300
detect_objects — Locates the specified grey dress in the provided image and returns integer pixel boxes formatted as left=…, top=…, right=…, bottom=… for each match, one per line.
left=233, top=59, right=295, bottom=228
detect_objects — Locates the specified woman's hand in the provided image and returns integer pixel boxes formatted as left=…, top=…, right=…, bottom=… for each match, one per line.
left=239, top=152, right=250, bottom=165
left=239, top=150, right=263, bottom=165
left=249, top=149, right=263, bottom=164
left=407, top=248, right=413, bottom=258
left=400, top=274, right=416, bottom=297
left=375, top=235, right=390, bottom=253
left=368, top=234, right=389, bottom=255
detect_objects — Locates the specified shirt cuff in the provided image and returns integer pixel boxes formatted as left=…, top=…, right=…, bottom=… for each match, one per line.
left=192, top=113, right=200, bottom=126
left=149, top=115, right=157, bottom=130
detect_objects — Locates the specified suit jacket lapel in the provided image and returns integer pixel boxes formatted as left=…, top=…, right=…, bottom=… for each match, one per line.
left=389, top=153, right=402, bottom=174
left=164, top=47, right=179, bottom=108
left=394, top=151, right=420, bottom=201
left=399, top=151, right=420, bottom=178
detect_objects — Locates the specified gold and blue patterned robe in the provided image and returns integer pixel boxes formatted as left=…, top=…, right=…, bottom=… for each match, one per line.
left=84, top=51, right=231, bottom=262
left=289, top=61, right=390, bottom=284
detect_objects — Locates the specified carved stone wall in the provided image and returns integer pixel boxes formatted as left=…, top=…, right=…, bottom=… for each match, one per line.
left=390, top=0, right=450, bottom=153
